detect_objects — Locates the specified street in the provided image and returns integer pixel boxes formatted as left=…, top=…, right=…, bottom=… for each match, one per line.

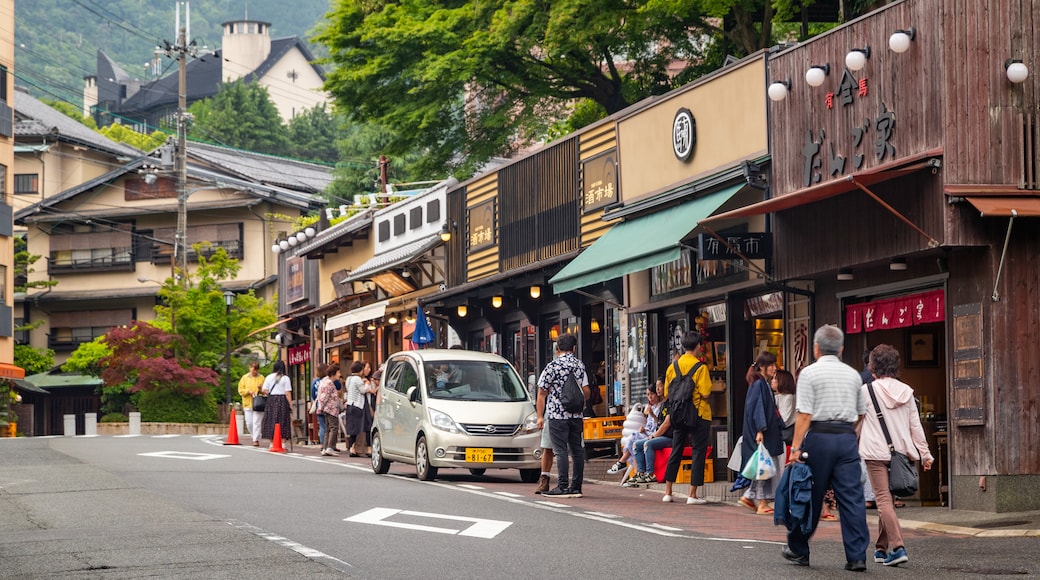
left=1, top=435, right=1037, bottom=579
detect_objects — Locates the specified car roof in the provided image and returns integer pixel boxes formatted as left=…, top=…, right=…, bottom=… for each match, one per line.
left=388, top=349, right=509, bottom=364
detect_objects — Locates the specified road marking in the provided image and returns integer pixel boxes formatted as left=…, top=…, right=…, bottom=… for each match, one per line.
left=113, top=434, right=141, bottom=438
left=151, top=434, right=180, bottom=438
left=228, top=519, right=354, bottom=573
left=535, top=501, right=570, bottom=508
left=138, top=451, right=230, bottom=461
left=493, top=491, right=523, bottom=498
left=346, top=507, right=512, bottom=539
left=457, top=484, right=484, bottom=490
left=584, top=511, right=622, bottom=519
left=649, top=523, right=684, bottom=531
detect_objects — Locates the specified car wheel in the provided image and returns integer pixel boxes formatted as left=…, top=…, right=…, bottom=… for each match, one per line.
left=468, top=468, right=486, bottom=477
left=415, top=436, right=438, bottom=481
left=519, top=468, right=540, bottom=483
left=371, top=431, right=390, bottom=474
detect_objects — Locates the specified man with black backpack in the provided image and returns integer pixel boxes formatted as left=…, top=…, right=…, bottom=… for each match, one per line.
left=536, top=333, right=591, bottom=498
left=662, top=331, right=714, bottom=504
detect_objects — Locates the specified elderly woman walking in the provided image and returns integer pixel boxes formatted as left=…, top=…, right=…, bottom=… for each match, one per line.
left=859, top=344, right=934, bottom=567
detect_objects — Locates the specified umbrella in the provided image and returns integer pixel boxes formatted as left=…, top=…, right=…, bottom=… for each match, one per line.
left=411, top=306, right=435, bottom=347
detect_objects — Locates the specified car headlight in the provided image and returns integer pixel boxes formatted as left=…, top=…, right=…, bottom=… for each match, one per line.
left=428, top=408, right=462, bottom=434
left=523, top=411, right=539, bottom=434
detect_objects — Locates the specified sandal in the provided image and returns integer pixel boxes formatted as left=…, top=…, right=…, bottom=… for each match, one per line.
left=893, top=500, right=906, bottom=508
left=756, top=507, right=774, bottom=515
left=738, top=496, right=757, bottom=512
left=821, top=513, right=838, bottom=522
left=865, top=501, right=877, bottom=509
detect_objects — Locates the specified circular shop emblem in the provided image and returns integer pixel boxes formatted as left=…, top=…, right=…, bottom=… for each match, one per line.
left=672, top=107, right=697, bottom=162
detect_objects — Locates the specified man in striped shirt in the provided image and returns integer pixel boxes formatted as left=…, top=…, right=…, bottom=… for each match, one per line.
left=782, top=325, right=869, bottom=572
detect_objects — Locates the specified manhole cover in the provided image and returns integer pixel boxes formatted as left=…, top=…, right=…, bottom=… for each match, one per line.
left=970, top=520, right=1031, bottom=529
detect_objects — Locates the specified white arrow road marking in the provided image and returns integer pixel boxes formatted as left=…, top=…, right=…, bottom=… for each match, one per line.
left=138, top=451, right=230, bottom=461
left=345, top=507, right=512, bottom=539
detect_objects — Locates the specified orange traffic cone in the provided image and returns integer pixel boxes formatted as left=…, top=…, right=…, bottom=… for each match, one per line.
left=223, top=411, right=241, bottom=445
left=268, top=423, right=287, bottom=453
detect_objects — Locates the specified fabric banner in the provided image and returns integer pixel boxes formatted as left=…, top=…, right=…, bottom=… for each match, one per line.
left=845, top=289, right=945, bottom=334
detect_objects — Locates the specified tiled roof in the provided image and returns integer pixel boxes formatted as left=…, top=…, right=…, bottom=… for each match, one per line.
left=188, top=141, right=333, bottom=193
left=13, top=91, right=143, bottom=158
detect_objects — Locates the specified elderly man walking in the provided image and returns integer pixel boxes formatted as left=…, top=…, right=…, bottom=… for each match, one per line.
left=782, top=325, right=870, bottom=572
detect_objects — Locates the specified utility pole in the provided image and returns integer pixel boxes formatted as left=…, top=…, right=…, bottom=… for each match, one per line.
left=161, top=2, right=197, bottom=285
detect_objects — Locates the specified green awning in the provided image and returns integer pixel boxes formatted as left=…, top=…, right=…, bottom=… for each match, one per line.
left=550, top=183, right=742, bottom=294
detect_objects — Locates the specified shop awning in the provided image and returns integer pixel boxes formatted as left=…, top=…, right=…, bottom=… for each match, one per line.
left=962, top=196, right=1040, bottom=217
left=700, top=148, right=943, bottom=225
left=246, top=317, right=292, bottom=338
left=0, top=363, right=26, bottom=380
left=549, top=183, right=742, bottom=294
left=345, top=235, right=443, bottom=282
left=324, top=300, right=389, bottom=332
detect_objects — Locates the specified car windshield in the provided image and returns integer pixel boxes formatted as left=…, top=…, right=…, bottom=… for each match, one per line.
left=424, top=360, right=528, bottom=401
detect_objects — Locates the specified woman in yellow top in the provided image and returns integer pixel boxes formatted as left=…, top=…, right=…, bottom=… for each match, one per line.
left=238, top=362, right=265, bottom=446
left=661, top=331, right=713, bottom=504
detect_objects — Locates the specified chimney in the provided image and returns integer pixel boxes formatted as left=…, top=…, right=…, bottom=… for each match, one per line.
left=220, top=20, right=272, bottom=82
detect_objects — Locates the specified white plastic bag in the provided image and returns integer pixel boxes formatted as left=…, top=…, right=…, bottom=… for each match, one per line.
left=755, top=443, right=777, bottom=480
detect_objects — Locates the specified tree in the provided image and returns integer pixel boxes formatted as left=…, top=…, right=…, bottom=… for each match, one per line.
left=41, top=98, right=97, bottom=129
left=287, top=103, right=341, bottom=164
left=188, top=81, right=290, bottom=155
left=100, top=323, right=219, bottom=423
left=13, top=344, right=54, bottom=376
left=316, top=0, right=724, bottom=175
left=98, top=124, right=168, bottom=152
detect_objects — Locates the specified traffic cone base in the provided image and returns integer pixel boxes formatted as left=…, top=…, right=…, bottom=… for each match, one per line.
left=223, top=410, right=241, bottom=445
left=269, top=423, right=287, bottom=453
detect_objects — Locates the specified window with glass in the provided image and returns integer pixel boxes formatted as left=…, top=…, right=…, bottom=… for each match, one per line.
left=14, top=174, right=39, bottom=195
left=49, top=222, right=134, bottom=272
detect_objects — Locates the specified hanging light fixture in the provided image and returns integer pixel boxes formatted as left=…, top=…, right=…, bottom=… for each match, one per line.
left=890, top=258, right=908, bottom=271
left=530, top=285, right=541, bottom=299
left=457, top=305, right=468, bottom=318
left=549, top=325, right=560, bottom=341
left=837, top=269, right=854, bottom=281
left=491, top=295, right=503, bottom=309
left=387, top=315, right=398, bottom=325
left=366, top=320, right=377, bottom=330
left=845, top=46, right=871, bottom=71
left=889, top=28, right=916, bottom=54
left=590, top=318, right=601, bottom=333
left=805, top=63, right=830, bottom=87
left=405, top=310, right=416, bottom=324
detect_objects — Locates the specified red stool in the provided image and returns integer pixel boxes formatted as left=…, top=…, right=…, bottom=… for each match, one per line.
left=653, top=445, right=712, bottom=483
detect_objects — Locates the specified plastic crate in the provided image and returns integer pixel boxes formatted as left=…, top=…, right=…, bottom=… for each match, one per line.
left=677, top=459, right=714, bottom=484
left=583, top=416, right=625, bottom=440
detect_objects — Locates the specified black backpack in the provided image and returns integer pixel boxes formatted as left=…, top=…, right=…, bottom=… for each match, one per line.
left=560, top=371, right=585, bottom=414
left=666, top=360, right=704, bottom=428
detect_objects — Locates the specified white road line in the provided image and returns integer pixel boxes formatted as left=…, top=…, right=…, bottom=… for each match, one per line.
left=535, top=501, right=571, bottom=508
left=151, top=434, right=180, bottom=438
left=227, top=519, right=354, bottom=573
left=493, top=491, right=523, bottom=498
left=649, top=523, right=684, bottom=531
left=113, top=434, right=140, bottom=438
left=584, top=511, right=622, bottom=519
left=457, top=484, right=485, bottom=490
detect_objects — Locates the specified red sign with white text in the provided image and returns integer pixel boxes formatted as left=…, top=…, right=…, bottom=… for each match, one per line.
left=288, top=344, right=311, bottom=366
left=845, top=290, right=945, bottom=334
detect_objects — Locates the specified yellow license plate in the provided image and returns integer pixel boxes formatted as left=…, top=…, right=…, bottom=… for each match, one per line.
left=465, top=448, right=493, bottom=462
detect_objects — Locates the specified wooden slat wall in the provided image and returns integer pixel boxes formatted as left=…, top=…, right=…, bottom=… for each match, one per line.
left=466, top=173, right=498, bottom=282
left=579, top=123, right=617, bottom=246
left=446, top=186, right=467, bottom=287
left=535, top=139, right=580, bottom=261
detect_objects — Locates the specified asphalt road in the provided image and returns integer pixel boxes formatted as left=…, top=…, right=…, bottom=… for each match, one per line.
left=2, top=435, right=1038, bottom=579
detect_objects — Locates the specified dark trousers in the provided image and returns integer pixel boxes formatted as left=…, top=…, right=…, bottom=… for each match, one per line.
left=664, top=416, right=710, bottom=484
left=787, top=428, right=870, bottom=563
left=548, top=417, right=585, bottom=491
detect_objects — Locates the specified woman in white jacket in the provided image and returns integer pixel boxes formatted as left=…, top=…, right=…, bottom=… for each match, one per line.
left=859, top=344, right=934, bottom=568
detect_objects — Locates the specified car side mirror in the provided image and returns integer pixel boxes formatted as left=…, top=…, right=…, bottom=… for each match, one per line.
left=406, top=386, right=420, bottom=404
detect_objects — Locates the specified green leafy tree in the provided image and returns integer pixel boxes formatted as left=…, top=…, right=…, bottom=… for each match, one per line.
left=62, top=338, right=126, bottom=417
left=152, top=245, right=277, bottom=402
left=188, top=81, right=290, bottom=155
left=14, top=236, right=57, bottom=295
left=13, top=344, right=54, bottom=376
left=287, top=103, right=341, bottom=164
left=41, top=98, right=97, bottom=129
left=98, top=124, right=169, bottom=152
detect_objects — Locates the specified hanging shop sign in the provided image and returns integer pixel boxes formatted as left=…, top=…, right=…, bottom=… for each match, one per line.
left=582, top=149, right=618, bottom=213
left=845, top=289, right=945, bottom=334
left=468, top=199, right=496, bottom=251
left=288, top=344, right=311, bottom=366
left=286, top=257, right=306, bottom=303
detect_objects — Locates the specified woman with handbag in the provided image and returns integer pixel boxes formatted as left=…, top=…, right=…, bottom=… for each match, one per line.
left=738, top=351, right=785, bottom=515
left=343, top=360, right=375, bottom=456
left=316, top=363, right=343, bottom=456
left=859, top=344, right=934, bottom=567
left=260, top=360, right=294, bottom=447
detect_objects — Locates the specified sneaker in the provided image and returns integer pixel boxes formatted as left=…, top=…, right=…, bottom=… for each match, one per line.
left=566, top=488, right=583, bottom=498
left=326, top=449, right=340, bottom=456
left=873, top=550, right=887, bottom=563
left=622, top=479, right=642, bottom=488
left=687, top=497, right=708, bottom=505
left=543, top=486, right=570, bottom=497
left=534, top=474, right=550, bottom=494
left=641, top=473, right=657, bottom=484
left=883, top=547, right=908, bottom=567
left=607, top=461, right=626, bottom=475
left=320, top=449, right=333, bottom=456
left=662, top=494, right=673, bottom=503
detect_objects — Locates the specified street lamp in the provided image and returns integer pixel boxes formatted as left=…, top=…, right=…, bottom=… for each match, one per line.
left=223, top=290, right=235, bottom=411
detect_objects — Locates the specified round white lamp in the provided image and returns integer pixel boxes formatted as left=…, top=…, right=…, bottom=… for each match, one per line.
left=278, top=240, right=290, bottom=251
left=805, top=64, right=830, bottom=87
left=1006, top=59, right=1029, bottom=84
left=271, top=244, right=281, bottom=254
left=845, top=47, right=870, bottom=71
left=889, top=28, right=915, bottom=53
left=767, top=81, right=790, bottom=102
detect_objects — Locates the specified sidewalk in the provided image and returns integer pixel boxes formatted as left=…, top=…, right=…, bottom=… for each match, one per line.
left=581, top=457, right=1040, bottom=538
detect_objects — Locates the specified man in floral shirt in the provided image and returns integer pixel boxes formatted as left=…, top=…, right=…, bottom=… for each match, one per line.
left=536, top=333, right=590, bottom=497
